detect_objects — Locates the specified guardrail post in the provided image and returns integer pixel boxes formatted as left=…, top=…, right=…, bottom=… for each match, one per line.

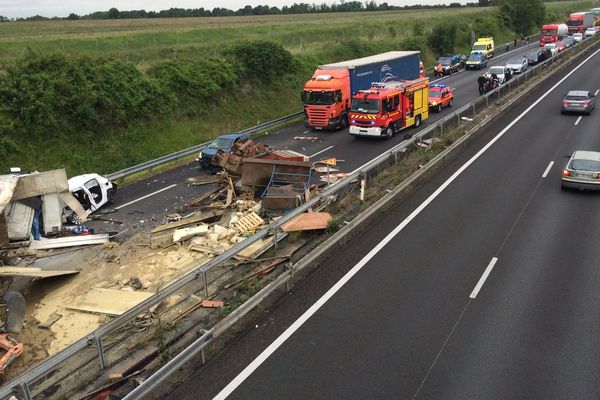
left=273, top=228, right=279, bottom=250
left=203, top=270, right=209, bottom=298
left=95, top=334, right=106, bottom=370
left=360, top=171, right=367, bottom=202
left=20, top=382, right=32, bottom=400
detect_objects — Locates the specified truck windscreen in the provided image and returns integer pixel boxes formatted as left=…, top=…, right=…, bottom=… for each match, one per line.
left=351, top=98, right=380, bottom=114
left=303, top=91, right=334, bottom=105
left=567, top=20, right=582, bottom=26
left=472, top=44, right=487, bottom=51
left=541, top=29, right=557, bottom=35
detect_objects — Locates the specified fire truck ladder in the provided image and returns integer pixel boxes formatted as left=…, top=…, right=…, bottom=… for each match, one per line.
left=261, top=165, right=312, bottom=213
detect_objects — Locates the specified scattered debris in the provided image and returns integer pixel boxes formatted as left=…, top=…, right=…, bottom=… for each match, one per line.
left=0, top=334, right=23, bottom=374
left=38, top=313, right=62, bottom=330
left=28, top=234, right=109, bottom=250
left=0, top=267, right=79, bottom=279
left=234, top=212, right=265, bottom=234
left=68, top=288, right=154, bottom=316
left=186, top=176, right=223, bottom=186
left=200, top=299, right=224, bottom=308
left=293, top=136, right=320, bottom=140
left=128, top=277, right=143, bottom=291
left=281, top=212, right=333, bottom=232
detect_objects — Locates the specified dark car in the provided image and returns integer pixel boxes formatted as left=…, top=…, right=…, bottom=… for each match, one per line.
left=197, top=132, right=250, bottom=168
left=561, top=90, right=596, bottom=115
left=465, top=52, right=487, bottom=70
left=435, top=54, right=462, bottom=76
left=526, top=48, right=551, bottom=65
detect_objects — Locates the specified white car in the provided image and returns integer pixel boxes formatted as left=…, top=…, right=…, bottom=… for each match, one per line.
left=585, top=27, right=596, bottom=37
left=572, top=32, right=583, bottom=43
left=485, top=65, right=509, bottom=84
left=68, top=173, right=117, bottom=213
left=544, top=43, right=558, bottom=56
left=506, top=57, right=528, bottom=73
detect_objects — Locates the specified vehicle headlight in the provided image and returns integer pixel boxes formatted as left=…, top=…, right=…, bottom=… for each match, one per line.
left=431, top=101, right=437, bottom=106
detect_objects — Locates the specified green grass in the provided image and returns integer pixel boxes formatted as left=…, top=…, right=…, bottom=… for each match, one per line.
left=0, top=0, right=595, bottom=175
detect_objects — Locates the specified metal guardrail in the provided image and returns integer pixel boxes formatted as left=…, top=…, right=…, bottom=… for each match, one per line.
left=106, top=111, right=304, bottom=181
left=2, top=36, right=596, bottom=400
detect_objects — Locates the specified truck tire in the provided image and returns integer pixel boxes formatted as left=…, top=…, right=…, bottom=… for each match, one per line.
left=339, top=114, right=348, bottom=130
left=414, top=115, right=421, bottom=128
left=385, top=126, right=394, bottom=140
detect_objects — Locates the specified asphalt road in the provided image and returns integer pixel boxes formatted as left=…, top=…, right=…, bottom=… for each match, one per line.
left=93, top=42, right=541, bottom=237
left=165, top=44, right=600, bottom=399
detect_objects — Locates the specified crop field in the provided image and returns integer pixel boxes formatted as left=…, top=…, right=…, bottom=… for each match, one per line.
left=0, top=0, right=594, bottom=175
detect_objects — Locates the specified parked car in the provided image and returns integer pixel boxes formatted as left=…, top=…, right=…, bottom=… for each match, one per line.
left=506, top=57, right=528, bottom=73
left=197, top=132, right=250, bottom=168
left=485, top=65, right=511, bottom=84
left=544, top=43, right=558, bottom=56
left=428, top=83, right=454, bottom=112
left=68, top=174, right=117, bottom=214
left=435, top=54, right=463, bottom=76
left=561, top=90, right=596, bottom=115
left=561, top=151, right=600, bottom=191
left=572, top=32, right=584, bottom=43
left=465, top=52, right=488, bottom=70
left=585, top=27, right=596, bottom=37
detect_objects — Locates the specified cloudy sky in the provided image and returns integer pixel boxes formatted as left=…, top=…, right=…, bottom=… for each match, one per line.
left=1, top=0, right=467, bottom=19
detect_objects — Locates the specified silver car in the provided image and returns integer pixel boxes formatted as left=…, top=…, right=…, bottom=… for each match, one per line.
left=506, top=57, right=528, bottom=73
left=561, top=151, right=600, bottom=191
left=561, top=90, right=596, bottom=114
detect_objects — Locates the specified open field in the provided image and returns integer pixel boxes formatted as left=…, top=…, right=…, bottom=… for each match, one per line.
left=0, top=1, right=595, bottom=176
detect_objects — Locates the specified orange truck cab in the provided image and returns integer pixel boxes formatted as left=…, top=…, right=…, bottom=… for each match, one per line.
left=348, top=77, right=429, bottom=139
left=302, top=51, right=422, bottom=131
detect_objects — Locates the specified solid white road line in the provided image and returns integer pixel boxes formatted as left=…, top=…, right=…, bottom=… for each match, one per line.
left=595, top=89, right=599, bottom=96
left=309, top=146, right=334, bottom=159
left=542, top=161, right=554, bottom=178
left=575, top=116, right=582, bottom=125
left=303, top=130, right=311, bottom=134
left=470, top=257, right=499, bottom=299
left=114, top=184, right=177, bottom=210
left=212, top=45, right=600, bottom=400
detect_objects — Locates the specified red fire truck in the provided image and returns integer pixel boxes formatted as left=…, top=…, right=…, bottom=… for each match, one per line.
left=348, top=78, right=429, bottom=139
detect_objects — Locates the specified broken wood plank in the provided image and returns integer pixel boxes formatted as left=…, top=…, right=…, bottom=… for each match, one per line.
left=68, top=288, right=154, bottom=316
left=200, top=299, right=224, bottom=308
left=38, top=313, right=62, bottom=329
left=150, top=210, right=224, bottom=234
left=186, top=176, right=222, bottom=186
left=29, top=234, right=109, bottom=250
left=281, top=212, right=333, bottom=232
left=0, top=267, right=79, bottom=278
left=189, top=187, right=224, bottom=206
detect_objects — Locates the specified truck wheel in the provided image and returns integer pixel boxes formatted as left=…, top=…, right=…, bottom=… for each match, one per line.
left=107, top=188, right=116, bottom=204
left=385, top=127, right=394, bottom=140
left=414, top=115, right=421, bottom=128
left=340, top=115, right=348, bottom=130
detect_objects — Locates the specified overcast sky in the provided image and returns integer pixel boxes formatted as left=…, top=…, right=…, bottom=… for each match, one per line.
left=1, top=0, right=467, bottom=19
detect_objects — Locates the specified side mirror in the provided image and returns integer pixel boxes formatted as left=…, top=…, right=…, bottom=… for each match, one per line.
left=301, top=91, right=306, bottom=102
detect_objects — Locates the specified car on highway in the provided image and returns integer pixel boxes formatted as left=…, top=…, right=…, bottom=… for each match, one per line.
left=506, top=57, right=528, bottom=73
left=485, top=65, right=511, bottom=84
left=585, top=27, right=596, bottom=37
left=544, top=43, right=558, bottom=56
left=572, top=32, right=583, bottom=43
left=526, top=48, right=551, bottom=65
left=465, top=52, right=488, bottom=70
left=197, top=132, right=250, bottom=168
left=561, top=151, right=600, bottom=191
left=561, top=90, right=596, bottom=115
left=434, top=54, right=463, bottom=76
left=428, top=83, right=454, bottom=112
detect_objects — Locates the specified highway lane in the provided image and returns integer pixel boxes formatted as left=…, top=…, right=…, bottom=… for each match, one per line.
left=97, top=41, right=540, bottom=237
left=191, top=45, right=600, bottom=399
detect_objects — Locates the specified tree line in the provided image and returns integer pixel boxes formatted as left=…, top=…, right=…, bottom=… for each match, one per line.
left=2, top=1, right=482, bottom=22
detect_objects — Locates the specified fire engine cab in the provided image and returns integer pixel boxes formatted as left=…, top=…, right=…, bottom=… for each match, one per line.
left=348, top=77, right=429, bottom=139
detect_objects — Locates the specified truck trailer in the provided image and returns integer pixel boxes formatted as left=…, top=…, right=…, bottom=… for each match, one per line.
left=302, top=51, right=421, bottom=131
left=539, top=23, right=568, bottom=46
left=567, top=11, right=594, bottom=34
left=348, top=77, right=429, bottom=139
left=590, top=8, right=600, bottom=26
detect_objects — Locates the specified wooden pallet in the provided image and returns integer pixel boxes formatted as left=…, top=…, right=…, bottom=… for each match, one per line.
left=234, top=212, right=264, bottom=233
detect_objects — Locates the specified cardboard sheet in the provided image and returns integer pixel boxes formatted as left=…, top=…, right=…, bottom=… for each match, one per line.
left=68, top=288, right=154, bottom=316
